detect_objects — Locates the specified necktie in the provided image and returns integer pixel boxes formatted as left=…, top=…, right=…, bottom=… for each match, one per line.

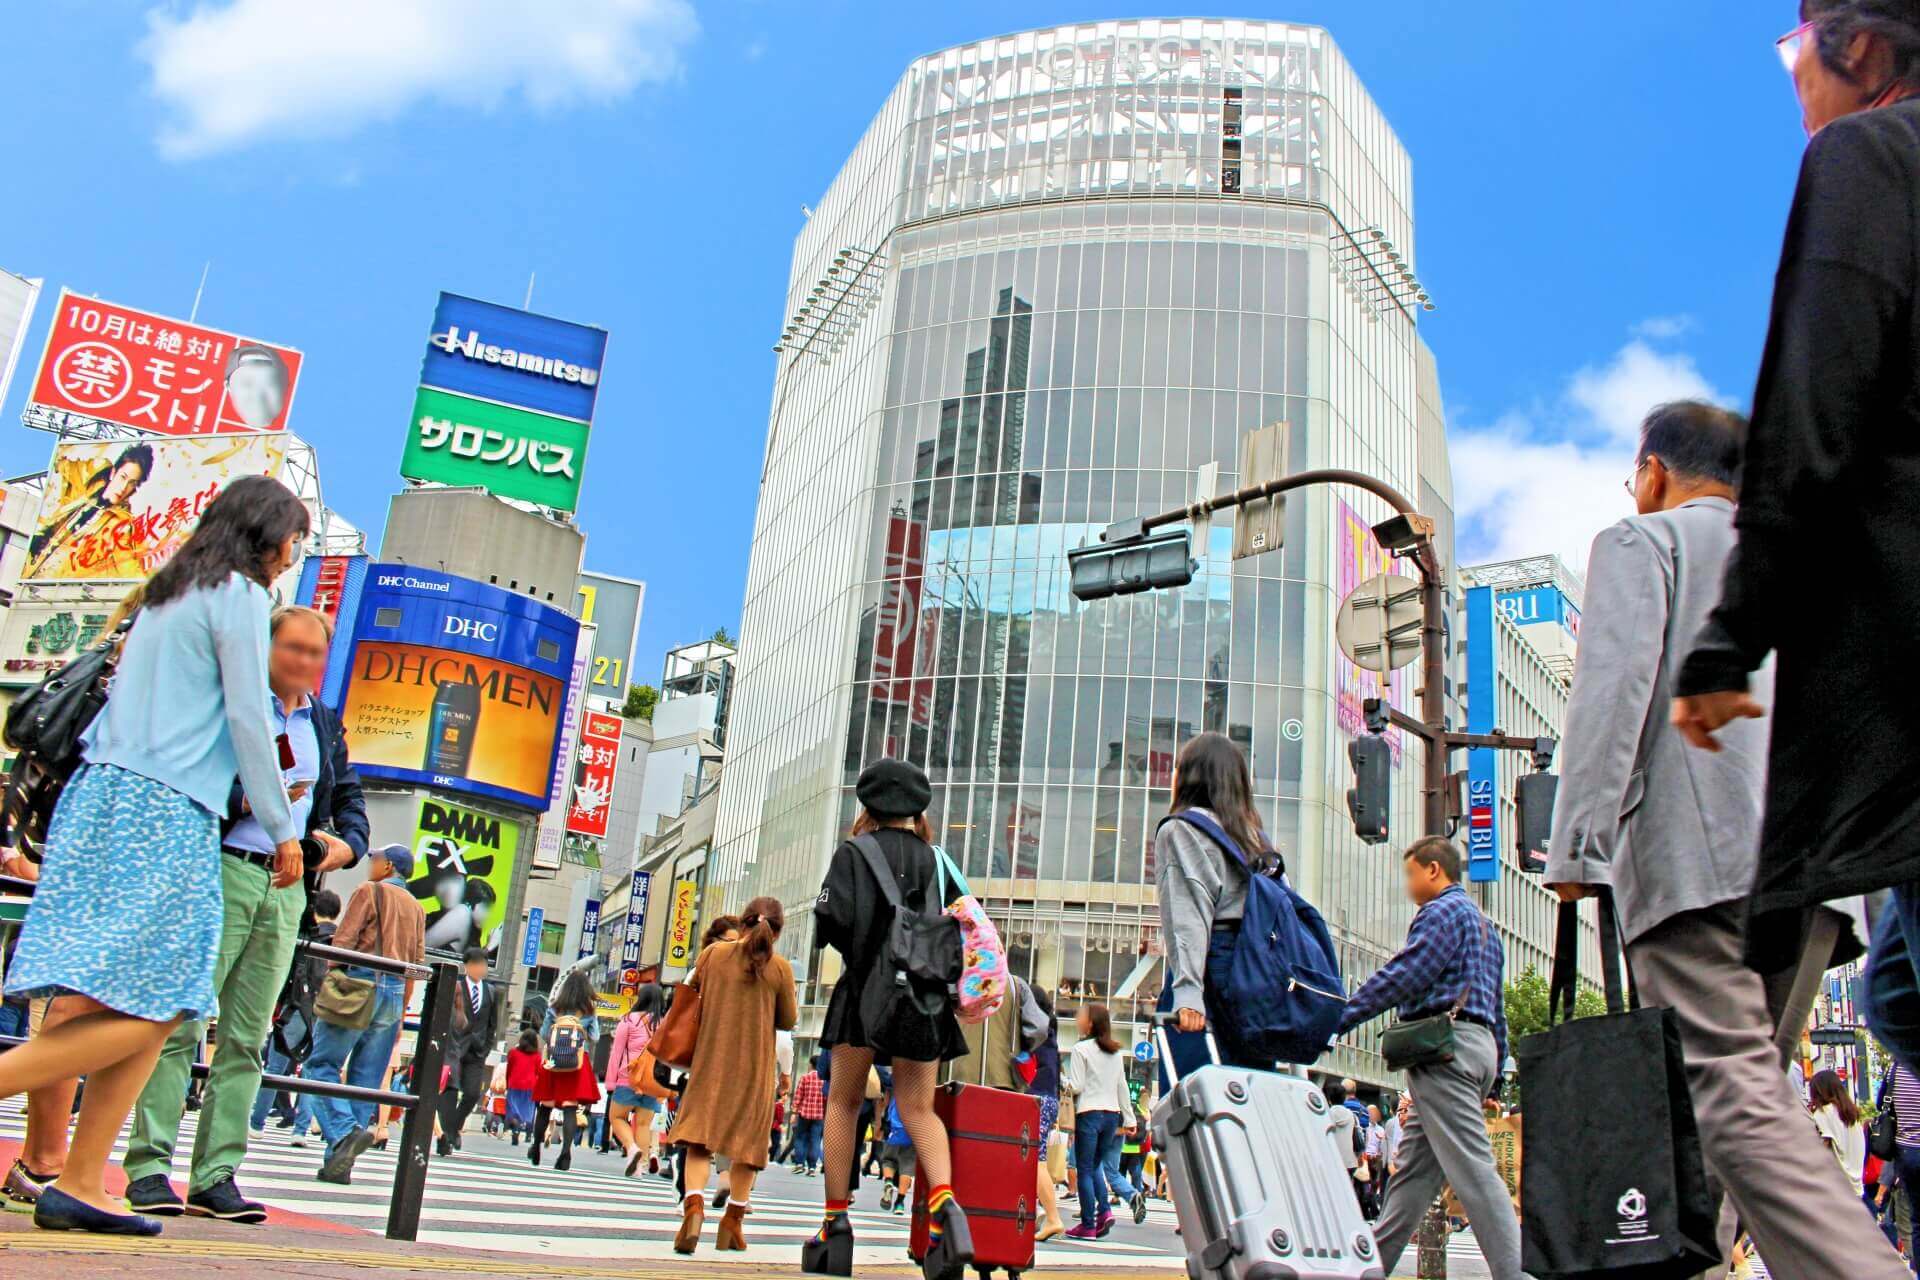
left=470, top=981, right=482, bottom=1015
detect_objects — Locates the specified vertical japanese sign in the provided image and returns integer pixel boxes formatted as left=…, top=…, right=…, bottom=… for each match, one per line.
left=1464, top=585, right=1499, bottom=883
left=871, top=514, right=935, bottom=726
left=664, top=879, right=699, bottom=968
left=622, top=869, right=653, bottom=966
left=521, top=906, right=545, bottom=967
left=565, top=709, right=624, bottom=839
left=28, top=289, right=301, bottom=435
left=578, top=897, right=602, bottom=960
left=534, top=622, right=595, bottom=870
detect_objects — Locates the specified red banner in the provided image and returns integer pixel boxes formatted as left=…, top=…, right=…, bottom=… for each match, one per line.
left=29, top=290, right=302, bottom=436
left=565, top=709, right=624, bottom=839
left=872, top=515, right=935, bottom=726
left=310, top=556, right=351, bottom=628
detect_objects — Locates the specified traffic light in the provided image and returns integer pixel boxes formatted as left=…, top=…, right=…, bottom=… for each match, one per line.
left=1514, top=770, right=1558, bottom=873
left=1347, top=734, right=1391, bottom=845
left=1068, top=528, right=1195, bottom=601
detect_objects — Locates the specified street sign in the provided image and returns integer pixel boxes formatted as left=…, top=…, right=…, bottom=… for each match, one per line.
left=522, top=907, right=544, bottom=967
left=1231, top=422, right=1288, bottom=560
left=1335, top=571, right=1423, bottom=673
left=1133, top=1040, right=1156, bottom=1062
left=1811, top=1024, right=1863, bottom=1046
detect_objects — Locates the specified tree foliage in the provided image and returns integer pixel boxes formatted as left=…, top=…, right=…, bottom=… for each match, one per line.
left=1504, top=964, right=1608, bottom=1045
left=711, top=625, right=735, bottom=647
left=623, top=683, right=660, bottom=722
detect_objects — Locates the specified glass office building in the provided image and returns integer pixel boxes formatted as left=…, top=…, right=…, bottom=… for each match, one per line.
left=711, top=20, right=1489, bottom=1081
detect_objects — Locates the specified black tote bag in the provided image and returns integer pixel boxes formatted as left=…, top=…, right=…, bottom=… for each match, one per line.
left=1517, top=890, right=1718, bottom=1280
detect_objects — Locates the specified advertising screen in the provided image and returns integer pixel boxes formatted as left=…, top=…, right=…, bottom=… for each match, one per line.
left=28, top=289, right=302, bottom=435
left=336, top=564, right=579, bottom=811
left=406, top=795, right=519, bottom=960
left=25, top=433, right=289, bottom=582
left=575, top=571, right=645, bottom=702
left=420, top=292, right=607, bottom=424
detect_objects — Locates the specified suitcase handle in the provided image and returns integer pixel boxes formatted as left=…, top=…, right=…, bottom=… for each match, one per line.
left=1152, top=1011, right=1219, bottom=1087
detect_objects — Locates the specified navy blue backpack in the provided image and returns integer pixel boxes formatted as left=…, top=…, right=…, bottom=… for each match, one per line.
left=1169, top=810, right=1347, bottom=1064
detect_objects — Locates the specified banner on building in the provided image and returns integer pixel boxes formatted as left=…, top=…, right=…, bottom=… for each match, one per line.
left=664, top=878, right=699, bottom=968
left=534, top=622, right=595, bottom=871
left=1464, top=584, right=1500, bottom=884
left=565, top=710, right=624, bottom=839
left=28, top=289, right=302, bottom=435
left=622, top=869, right=653, bottom=966
left=335, top=564, right=578, bottom=812
left=579, top=897, right=601, bottom=960
left=575, top=571, right=646, bottom=704
left=399, top=384, right=589, bottom=513
left=872, top=514, right=934, bottom=725
left=24, top=433, right=289, bottom=582
left=0, top=598, right=125, bottom=687
left=406, top=795, right=519, bottom=960
left=420, top=292, right=606, bottom=425
left=297, top=553, right=370, bottom=706
left=521, top=906, right=544, bottom=967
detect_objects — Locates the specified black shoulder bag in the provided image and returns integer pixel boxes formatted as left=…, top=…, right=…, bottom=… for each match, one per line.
left=1379, top=910, right=1490, bottom=1073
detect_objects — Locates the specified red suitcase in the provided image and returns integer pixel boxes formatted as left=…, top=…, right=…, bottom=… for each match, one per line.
left=909, top=1082, right=1041, bottom=1280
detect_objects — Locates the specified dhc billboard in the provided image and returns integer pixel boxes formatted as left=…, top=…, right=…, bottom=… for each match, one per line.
left=331, top=563, right=580, bottom=812
left=419, top=292, right=609, bottom=425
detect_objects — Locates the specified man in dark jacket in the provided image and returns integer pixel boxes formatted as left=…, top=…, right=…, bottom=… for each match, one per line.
left=123, top=605, right=368, bottom=1222
left=1671, top=7, right=1920, bottom=1058
left=437, top=946, right=502, bottom=1155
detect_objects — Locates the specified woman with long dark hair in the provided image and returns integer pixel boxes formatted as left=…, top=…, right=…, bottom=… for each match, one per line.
left=805, top=759, right=971, bottom=1280
left=1811, top=1069, right=1868, bottom=1194
left=1065, top=1002, right=1130, bottom=1239
left=0, top=475, right=308, bottom=1235
left=663, top=896, right=796, bottom=1255
left=1025, top=983, right=1067, bottom=1242
left=529, top=968, right=600, bottom=1171
left=606, top=982, right=668, bottom=1176
left=1154, top=731, right=1280, bottom=1072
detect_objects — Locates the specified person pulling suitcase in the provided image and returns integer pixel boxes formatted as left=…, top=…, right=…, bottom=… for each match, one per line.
left=1337, top=837, right=1521, bottom=1280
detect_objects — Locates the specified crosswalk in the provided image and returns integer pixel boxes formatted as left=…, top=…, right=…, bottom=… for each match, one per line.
left=0, top=1103, right=1184, bottom=1269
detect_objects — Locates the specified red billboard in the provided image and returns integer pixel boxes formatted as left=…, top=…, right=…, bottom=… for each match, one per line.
left=29, top=289, right=302, bottom=436
left=565, top=709, right=624, bottom=839
left=872, top=515, right=934, bottom=725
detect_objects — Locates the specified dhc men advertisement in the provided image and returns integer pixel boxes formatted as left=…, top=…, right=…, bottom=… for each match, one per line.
left=419, top=292, right=607, bottom=424
left=335, top=563, right=579, bottom=811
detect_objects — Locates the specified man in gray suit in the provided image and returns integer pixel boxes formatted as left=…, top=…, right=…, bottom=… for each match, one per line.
left=1545, top=400, right=1903, bottom=1278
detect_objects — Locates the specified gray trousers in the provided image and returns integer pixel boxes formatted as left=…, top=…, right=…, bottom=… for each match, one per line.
left=1629, top=904, right=1907, bottom=1280
left=1374, top=1021, right=1526, bottom=1280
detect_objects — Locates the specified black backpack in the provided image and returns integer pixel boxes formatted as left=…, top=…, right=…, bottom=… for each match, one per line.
left=852, top=834, right=961, bottom=1062
left=0, top=614, right=135, bottom=859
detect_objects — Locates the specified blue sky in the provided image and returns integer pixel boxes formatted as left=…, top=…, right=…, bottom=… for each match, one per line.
left=0, top=2, right=1810, bottom=673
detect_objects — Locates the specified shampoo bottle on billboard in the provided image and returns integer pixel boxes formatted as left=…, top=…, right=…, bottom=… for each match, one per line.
left=425, top=679, right=481, bottom=777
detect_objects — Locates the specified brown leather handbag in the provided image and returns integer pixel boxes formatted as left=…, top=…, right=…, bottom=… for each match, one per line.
left=649, top=976, right=703, bottom=1071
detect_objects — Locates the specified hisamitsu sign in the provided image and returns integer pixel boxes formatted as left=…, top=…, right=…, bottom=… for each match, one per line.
left=419, top=293, right=606, bottom=425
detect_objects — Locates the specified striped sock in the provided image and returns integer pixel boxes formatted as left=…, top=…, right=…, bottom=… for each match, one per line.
left=926, top=1185, right=954, bottom=1242
left=816, top=1199, right=850, bottom=1243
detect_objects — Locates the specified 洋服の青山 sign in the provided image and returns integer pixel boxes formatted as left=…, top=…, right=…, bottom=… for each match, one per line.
left=400, top=385, right=588, bottom=513
left=29, top=290, right=302, bottom=436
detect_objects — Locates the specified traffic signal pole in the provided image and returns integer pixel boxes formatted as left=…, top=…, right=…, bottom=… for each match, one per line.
left=1122, top=466, right=1551, bottom=1280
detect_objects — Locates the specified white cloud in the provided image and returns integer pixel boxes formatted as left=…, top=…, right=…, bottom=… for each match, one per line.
left=142, top=0, right=699, bottom=159
left=1452, top=336, right=1731, bottom=573
left=1631, top=314, right=1696, bottom=341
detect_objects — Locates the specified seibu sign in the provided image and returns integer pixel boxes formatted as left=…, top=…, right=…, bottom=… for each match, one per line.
left=28, top=289, right=302, bottom=436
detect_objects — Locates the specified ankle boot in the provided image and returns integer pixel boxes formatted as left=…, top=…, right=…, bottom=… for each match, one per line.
left=921, top=1197, right=975, bottom=1280
left=673, top=1193, right=705, bottom=1255
left=800, top=1209, right=854, bottom=1276
left=715, top=1201, right=750, bottom=1251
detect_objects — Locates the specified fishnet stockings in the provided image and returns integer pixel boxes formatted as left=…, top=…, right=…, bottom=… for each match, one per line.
left=820, top=1047, right=951, bottom=1204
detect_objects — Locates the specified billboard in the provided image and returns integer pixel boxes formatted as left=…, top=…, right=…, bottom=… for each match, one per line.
left=664, top=878, right=699, bottom=968
left=400, top=384, right=589, bottom=513
left=406, top=795, right=519, bottom=959
left=0, top=271, right=42, bottom=413
left=1464, top=585, right=1500, bottom=883
left=534, top=622, right=595, bottom=871
left=297, top=553, right=370, bottom=707
left=335, top=564, right=579, bottom=811
left=565, top=709, right=624, bottom=839
left=872, top=514, right=934, bottom=725
left=576, top=571, right=646, bottom=703
left=0, top=600, right=121, bottom=687
left=621, top=869, right=653, bottom=966
left=25, top=433, right=289, bottom=582
left=1497, top=585, right=1582, bottom=641
left=420, top=292, right=607, bottom=424
left=28, top=289, right=302, bottom=435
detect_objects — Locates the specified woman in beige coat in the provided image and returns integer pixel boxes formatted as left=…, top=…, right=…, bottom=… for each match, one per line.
left=666, top=896, right=797, bottom=1254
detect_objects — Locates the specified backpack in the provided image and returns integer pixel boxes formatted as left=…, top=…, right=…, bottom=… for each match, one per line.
left=0, top=613, right=135, bottom=859
left=933, top=845, right=1008, bottom=1024
left=852, top=833, right=963, bottom=1061
left=545, top=1014, right=587, bottom=1072
left=1167, top=810, right=1347, bottom=1064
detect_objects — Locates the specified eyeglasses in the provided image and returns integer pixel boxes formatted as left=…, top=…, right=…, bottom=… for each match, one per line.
left=1623, top=456, right=1654, bottom=497
left=1776, top=19, right=1816, bottom=74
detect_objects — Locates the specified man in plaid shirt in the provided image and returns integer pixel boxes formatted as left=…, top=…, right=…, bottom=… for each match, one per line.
left=1337, top=837, right=1521, bottom=1280
left=787, top=1067, right=827, bottom=1175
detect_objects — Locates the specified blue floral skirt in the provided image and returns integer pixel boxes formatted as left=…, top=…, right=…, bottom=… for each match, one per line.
left=4, top=763, right=221, bottom=1022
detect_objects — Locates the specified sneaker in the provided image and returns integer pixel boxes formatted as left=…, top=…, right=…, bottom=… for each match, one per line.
left=3, top=1160, right=54, bottom=1211
left=1064, top=1223, right=1100, bottom=1240
left=318, top=1128, right=376, bottom=1185
left=247, top=1126, right=265, bottom=1140
left=1130, top=1191, right=1148, bottom=1225
left=185, top=1177, right=266, bottom=1224
left=123, top=1174, right=185, bottom=1217
left=879, top=1184, right=895, bottom=1212
left=1096, top=1211, right=1115, bottom=1238
left=892, top=1199, right=905, bottom=1217
left=288, top=1134, right=308, bottom=1149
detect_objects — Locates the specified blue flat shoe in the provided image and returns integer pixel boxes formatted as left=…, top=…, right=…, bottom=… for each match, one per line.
left=32, top=1185, right=163, bottom=1236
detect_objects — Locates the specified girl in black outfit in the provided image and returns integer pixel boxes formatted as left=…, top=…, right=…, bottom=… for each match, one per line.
left=803, top=759, right=971, bottom=1280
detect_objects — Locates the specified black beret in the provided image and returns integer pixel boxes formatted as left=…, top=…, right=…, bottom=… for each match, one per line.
left=856, top=758, right=931, bottom=819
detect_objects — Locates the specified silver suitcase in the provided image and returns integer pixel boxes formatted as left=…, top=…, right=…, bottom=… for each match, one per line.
left=1151, top=1026, right=1383, bottom=1280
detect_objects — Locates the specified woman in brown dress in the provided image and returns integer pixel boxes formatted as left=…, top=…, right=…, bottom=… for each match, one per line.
left=665, top=896, right=797, bottom=1254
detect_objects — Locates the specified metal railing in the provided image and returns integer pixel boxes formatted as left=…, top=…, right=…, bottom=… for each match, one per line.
left=0, top=873, right=459, bottom=1241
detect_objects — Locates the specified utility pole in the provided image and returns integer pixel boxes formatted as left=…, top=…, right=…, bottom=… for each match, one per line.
left=1083, top=466, right=1551, bottom=1279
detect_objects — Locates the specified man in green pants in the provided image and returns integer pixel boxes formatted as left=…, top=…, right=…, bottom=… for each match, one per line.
left=122, top=606, right=368, bottom=1221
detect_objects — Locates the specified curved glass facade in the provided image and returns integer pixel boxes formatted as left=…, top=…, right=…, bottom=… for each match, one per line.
left=709, top=20, right=1515, bottom=1080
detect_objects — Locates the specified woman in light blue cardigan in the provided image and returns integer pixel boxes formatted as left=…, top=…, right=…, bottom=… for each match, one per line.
left=0, top=474, right=310, bottom=1236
